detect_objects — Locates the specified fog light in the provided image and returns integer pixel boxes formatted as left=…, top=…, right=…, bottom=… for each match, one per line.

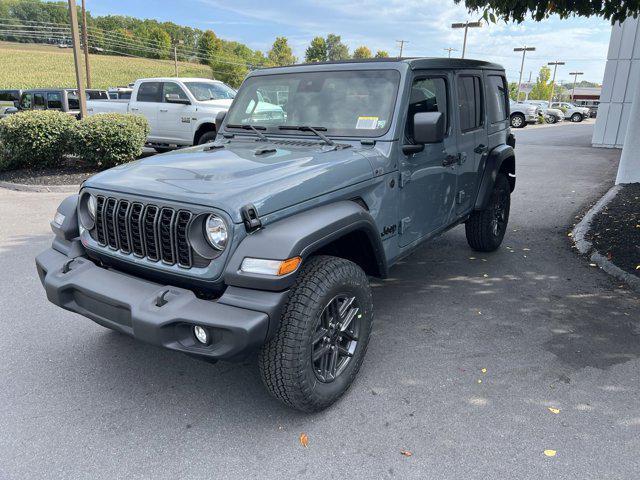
left=193, top=325, right=210, bottom=345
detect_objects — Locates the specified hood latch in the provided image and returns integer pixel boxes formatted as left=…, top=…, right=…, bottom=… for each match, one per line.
left=241, top=204, right=262, bottom=233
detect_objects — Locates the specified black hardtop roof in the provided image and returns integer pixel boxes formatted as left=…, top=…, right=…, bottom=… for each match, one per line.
left=255, top=57, right=504, bottom=72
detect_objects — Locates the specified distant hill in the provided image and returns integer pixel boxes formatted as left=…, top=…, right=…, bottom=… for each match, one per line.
left=0, top=41, right=212, bottom=90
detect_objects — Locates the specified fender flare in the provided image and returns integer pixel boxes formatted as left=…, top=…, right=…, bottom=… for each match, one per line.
left=474, top=144, right=515, bottom=210
left=224, top=201, right=388, bottom=291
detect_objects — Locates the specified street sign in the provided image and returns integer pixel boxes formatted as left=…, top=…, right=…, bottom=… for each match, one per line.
left=519, top=82, right=534, bottom=94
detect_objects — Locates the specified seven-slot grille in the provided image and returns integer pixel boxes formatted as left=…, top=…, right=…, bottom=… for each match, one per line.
left=93, top=195, right=194, bottom=268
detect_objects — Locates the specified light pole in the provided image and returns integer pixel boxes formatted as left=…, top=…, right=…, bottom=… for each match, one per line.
left=396, top=40, right=408, bottom=58
left=548, top=60, right=565, bottom=104
left=443, top=47, right=457, bottom=58
left=451, top=21, right=481, bottom=59
left=514, top=46, right=535, bottom=102
left=67, top=0, right=86, bottom=118
left=570, top=71, right=584, bottom=101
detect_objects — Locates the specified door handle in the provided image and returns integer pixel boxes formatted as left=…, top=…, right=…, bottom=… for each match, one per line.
left=159, top=109, right=168, bottom=113
left=474, top=144, right=489, bottom=154
left=130, top=107, right=139, bottom=111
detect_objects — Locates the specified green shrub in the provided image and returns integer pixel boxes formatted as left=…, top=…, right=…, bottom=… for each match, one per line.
left=73, top=113, right=149, bottom=168
left=0, top=110, right=76, bottom=170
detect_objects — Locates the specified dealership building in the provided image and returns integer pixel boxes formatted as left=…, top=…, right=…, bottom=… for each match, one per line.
left=592, top=17, right=640, bottom=183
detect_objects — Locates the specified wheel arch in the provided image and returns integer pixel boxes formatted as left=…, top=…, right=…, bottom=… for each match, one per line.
left=193, top=121, right=216, bottom=145
left=474, top=144, right=515, bottom=210
left=224, top=201, right=388, bottom=291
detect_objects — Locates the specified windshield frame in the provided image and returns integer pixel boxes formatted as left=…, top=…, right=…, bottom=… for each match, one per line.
left=223, top=68, right=402, bottom=139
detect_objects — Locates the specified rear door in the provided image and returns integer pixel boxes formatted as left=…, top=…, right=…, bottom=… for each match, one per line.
left=398, top=71, right=458, bottom=247
left=130, top=81, right=162, bottom=139
left=454, top=72, right=487, bottom=216
left=157, top=81, right=194, bottom=144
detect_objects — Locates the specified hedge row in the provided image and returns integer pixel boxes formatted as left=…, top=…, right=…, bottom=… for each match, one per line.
left=0, top=110, right=150, bottom=171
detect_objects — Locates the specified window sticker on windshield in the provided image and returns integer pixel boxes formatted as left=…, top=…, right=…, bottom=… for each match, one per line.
left=356, top=116, right=379, bottom=129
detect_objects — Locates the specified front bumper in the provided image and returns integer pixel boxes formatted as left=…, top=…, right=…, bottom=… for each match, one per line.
left=36, top=247, right=287, bottom=360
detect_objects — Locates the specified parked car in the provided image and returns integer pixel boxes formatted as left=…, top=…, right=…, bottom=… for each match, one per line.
left=524, top=100, right=564, bottom=124
left=0, top=89, right=22, bottom=118
left=550, top=102, right=590, bottom=122
left=86, top=77, right=253, bottom=151
left=509, top=100, right=539, bottom=128
left=107, top=87, right=133, bottom=100
left=36, top=58, right=516, bottom=412
left=86, top=89, right=109, bottom=100
left=14, top=88, right=81, bottom=117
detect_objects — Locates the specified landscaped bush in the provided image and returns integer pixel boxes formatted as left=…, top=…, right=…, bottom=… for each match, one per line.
left=73, top=113, right=149, bottom=168
left=0, top=110, right=75, bottom=170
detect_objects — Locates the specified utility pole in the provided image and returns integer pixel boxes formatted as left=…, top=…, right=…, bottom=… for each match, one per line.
left=548, top=60, right=565, bottom=104
left=67, top=0, right=86, bottom=118
left=570, top=71, right=583, bottom=101
left=514, top=46, right=535, bottom=102
left=443, top=47, right=457, bottom=58
left=451, top=21, right=482, bottom=58
left=396, top=40, right=408, bottom=58
left=81, top=0, right=90, bottom=88
left=173, top=44, right=178, bottom=76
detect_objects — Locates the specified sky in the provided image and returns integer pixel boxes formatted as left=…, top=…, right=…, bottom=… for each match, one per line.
left=87, top=0, right=613, bottom=84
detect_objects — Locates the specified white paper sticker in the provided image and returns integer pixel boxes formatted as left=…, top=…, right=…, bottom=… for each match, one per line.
left=356, top=116, right=379, bottom=129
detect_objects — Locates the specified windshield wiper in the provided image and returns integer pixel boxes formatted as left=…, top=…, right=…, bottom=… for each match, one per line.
left=278, top=125, right=335, bottom=146
left=226, top=124, right=270, bottom=141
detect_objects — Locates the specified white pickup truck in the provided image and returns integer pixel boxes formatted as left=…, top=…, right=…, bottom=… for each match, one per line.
left=87, top=78, right=238, bottom=151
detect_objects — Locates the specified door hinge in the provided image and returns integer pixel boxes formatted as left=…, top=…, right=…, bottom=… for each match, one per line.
left=399, top=172, right=411, bottom=188
left=399, top=217, right=411, bottom=234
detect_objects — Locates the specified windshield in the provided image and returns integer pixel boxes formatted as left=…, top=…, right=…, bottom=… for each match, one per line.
left=184, top=81, right=236, bottom=101
left=225, top=69, right=401, bottom=137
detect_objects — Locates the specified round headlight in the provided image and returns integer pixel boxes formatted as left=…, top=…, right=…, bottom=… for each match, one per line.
left=204, top=214, right=228, bottom=250
left=88, top=194, right=97, bottom=220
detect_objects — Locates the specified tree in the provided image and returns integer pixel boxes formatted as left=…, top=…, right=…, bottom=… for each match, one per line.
left=528, top=65, right=553, bottom=101
left=352, top=46, right=372, bottom=59
left=268, top=37, right=296, bottom=66
left=210, top=52, right=248, bottom=88
left=197, top=30, right=221, bottom=64
left=326, top=34, right=349, bottom=61
left=305, top=36, right=327, bottom=63
left=146, top=26, right=171, bottom=59
left=455, top=0, right=639, bottom=23
left=374, top=50, right=390, bottom=58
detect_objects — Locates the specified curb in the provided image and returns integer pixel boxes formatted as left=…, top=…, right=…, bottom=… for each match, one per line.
left=0, top=180, right=79, bottom=193
left=571, top=185, right=640, bottom=292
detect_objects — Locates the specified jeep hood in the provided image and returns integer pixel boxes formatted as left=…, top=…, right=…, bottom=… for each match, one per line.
left=84, top=141, right=374, bottom=223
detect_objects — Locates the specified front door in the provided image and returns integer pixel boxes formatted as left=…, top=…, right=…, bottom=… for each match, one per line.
left=158, top=82, right=194, bottom=144
left=399, top=73, right=458, bottom=248
left=454, top=72, right=488, bottom=215
left=130, top=81, right=162, bottom=140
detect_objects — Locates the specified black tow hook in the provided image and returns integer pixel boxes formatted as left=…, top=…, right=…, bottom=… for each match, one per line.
left=156, top=290, right=171, bottom=307
left=61, top=259, right=74, bottom=274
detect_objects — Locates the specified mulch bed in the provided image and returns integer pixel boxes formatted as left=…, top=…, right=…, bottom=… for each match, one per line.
left=0, top=164, right=101, bottom=186
left=587, top=183, right=640, bottom=277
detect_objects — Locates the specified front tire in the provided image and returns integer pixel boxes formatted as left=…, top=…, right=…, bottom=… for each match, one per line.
left=570, top=113, right=583, bottom=123
left=510, top=113, right=526, bottom=128
left=259, top=256, right=373, bottom=412
left=465, top=173, right=511, bottom=252
left=196, top=131, right=217, bottom=145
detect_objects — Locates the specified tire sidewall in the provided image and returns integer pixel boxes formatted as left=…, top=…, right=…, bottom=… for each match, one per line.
left=197, top=131, right=217, bottom=145
left=511, top=114, right=525, bottom=128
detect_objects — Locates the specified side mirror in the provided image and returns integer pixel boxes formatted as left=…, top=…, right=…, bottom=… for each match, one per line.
left=165, top=93, right=190, bottom=105
left=215, top=110, right=226, bottom=132
left=413, top=111, right=445, bottom=144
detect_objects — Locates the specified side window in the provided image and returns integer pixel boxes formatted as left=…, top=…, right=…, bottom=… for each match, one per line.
left=136, top=82, right=163, bottom=102
left=67, top=92, right=79, bottom=110
left=487, top=75, right=508, bottom=123
left=20, top=93, right=32, bottom=109
left=33, top=93, right=46, bottom=110
left=457, top=75, right=483, bottom=132
left=162, top=82, right=188, bottom=101
left=47, top=92, right=62, bottom=109
left=406, top=77, right=448, bottom=141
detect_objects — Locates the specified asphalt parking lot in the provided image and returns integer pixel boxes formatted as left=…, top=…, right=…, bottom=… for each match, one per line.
left=1, top=123, right=639, bottom=480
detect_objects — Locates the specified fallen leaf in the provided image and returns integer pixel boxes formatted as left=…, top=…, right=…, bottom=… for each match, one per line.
left=469, top=256, right=476, bottom=260
left=589, top=263, right=597, bottom=267
left=481, top=368, right=487, bottom=373
left=299, top=433, right=309, bottom=448
left=544, top=449, right=557, bottom=457
left=636, top=265, right=640, bottom=270
left=483, top=274, right=489, bottom=278
left=477, top=379, right=482, bottom=384
left=567, top=232, right=573, bottom=237
left=548, top=407, right=560, bottom=414
left=523, top=248, right=530, bottom=251
left=400, top=450, right=412, bottom=457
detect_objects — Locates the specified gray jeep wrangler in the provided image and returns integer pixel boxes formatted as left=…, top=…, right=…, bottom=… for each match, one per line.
left=36, top=58, right=515, bottom=412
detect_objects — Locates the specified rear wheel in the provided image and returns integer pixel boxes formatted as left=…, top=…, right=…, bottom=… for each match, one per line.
left=259, top=256, right=373, bottom=412
left=153, top=147, right=172, bottom=153
left=465, top=173, right=511, bottom=252
left=544, top=114, right=557, bottom=124
left=510, top=113, right=526, bottom=128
